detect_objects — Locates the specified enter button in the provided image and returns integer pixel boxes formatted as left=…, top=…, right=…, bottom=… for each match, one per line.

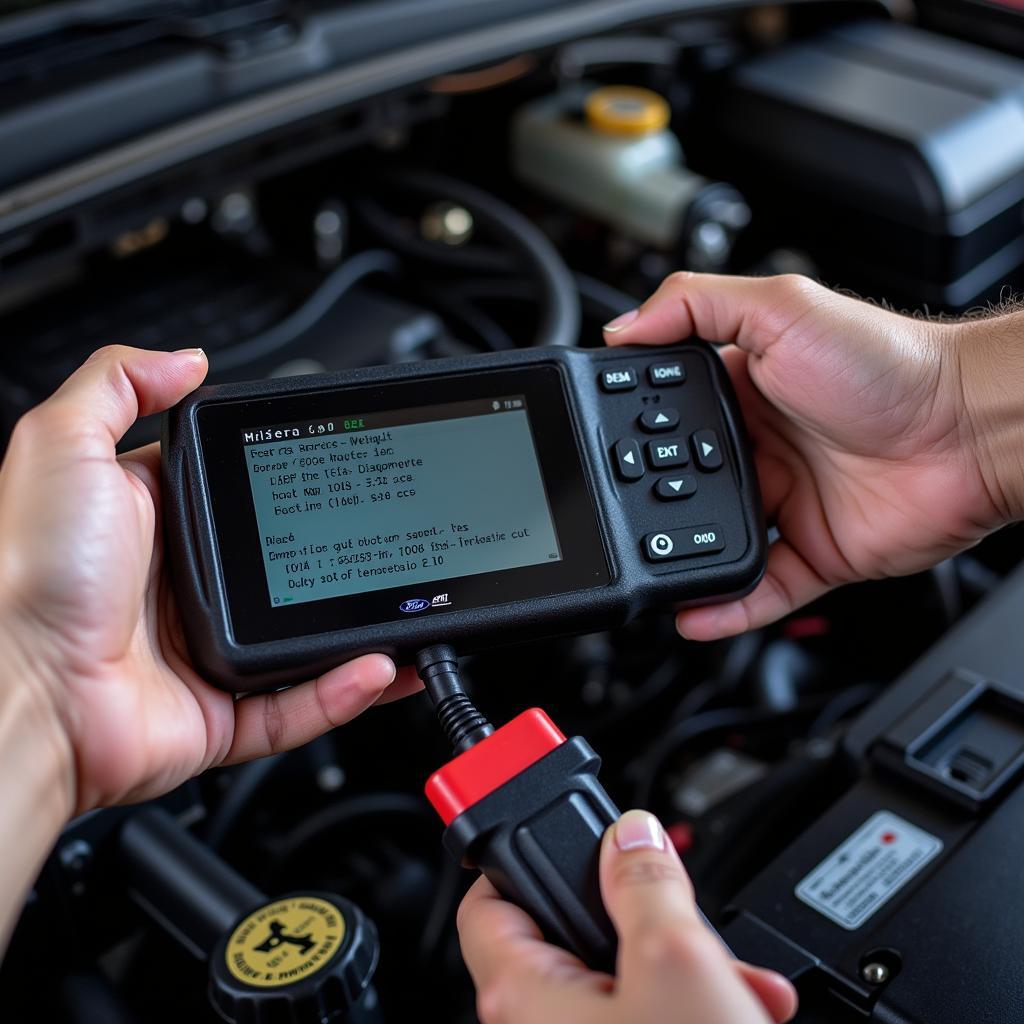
left=646, top=437, right=688, bottom=469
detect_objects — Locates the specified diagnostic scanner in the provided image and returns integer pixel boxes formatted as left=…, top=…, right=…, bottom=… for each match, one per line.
left=162, top=342, right=765, bottom=692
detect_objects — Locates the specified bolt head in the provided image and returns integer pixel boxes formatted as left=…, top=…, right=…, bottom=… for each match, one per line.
left=59, top=839, right=94, bottom=877
left=862, top=962, right=890, bottom=985
left=421, top=202, right=474, bottom=246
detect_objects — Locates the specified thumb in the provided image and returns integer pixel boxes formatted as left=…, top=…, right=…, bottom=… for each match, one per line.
left=600, top=809, right=784, bottom=1023
left=602, top=272, right=825, bottom=355
left=600, top=809, right=721, bottom=985
left=47, top=345, right=208, bottom=449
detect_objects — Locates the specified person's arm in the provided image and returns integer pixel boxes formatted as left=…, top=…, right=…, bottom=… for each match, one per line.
left=603, top=273, right=1024, bottom=639
left=458, top=809, right=797, bottom=1024
left=0, top=346, right=419, bottom=949
left=958, top=310, right=1024, bottom=526
left=0, top=650, right=72, bottom=950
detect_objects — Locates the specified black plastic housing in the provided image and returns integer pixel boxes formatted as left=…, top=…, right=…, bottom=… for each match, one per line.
left=721, top=561, right=1024, bottom=1023
left=444, top=738, right=620, bottom=973
left=710, top=20, right=1024, bottom=308
left=162, top=342, right=765, bottom=692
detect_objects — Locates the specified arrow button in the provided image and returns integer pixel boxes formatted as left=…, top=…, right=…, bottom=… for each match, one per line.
left=655, top=474, right=698, bottom=501
left=613, top=439, right=645, bottom=481
left=691, top=429, right=724, bottom=471
left=639, top=408, right=680, bottom=433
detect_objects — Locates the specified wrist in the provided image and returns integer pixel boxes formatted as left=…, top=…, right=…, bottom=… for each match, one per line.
left=0, top=616, right=75, bottom=948
left=0, top=609, right=75, bottom=824
left=956, top=315, right=1024, bottom=525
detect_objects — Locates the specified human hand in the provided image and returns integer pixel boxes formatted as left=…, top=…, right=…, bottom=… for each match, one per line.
left=458, top=808, right=797, bottom=1024
left=0, top=346, right=418, bottom=819
left=603, top=273, right=1024, bottom=640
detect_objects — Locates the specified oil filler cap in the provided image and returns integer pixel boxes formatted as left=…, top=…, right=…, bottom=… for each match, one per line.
left=585, top=85, right=671, bottom=136
left=209, top=893, right=379, bottom=1024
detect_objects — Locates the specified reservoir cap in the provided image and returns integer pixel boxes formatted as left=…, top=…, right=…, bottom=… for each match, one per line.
left=210, top=893, right=378, bottom=1024
left=585, top=86, right=671, bottom=136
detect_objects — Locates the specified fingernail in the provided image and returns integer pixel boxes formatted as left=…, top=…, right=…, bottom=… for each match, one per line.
left=615, top=809, right=665, bottom=851
left=603, top=309, right=639, bottom=334
left=174, top=347, right=206, bottom=359
left=380, top=654, right=398, bottom=684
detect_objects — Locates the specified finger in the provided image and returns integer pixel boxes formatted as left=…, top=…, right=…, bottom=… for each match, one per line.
left=717, top=345, right=795, bottom=521
left=118, top=442, right=162, bottom=490
left=600, top=809, right=707, bottom=966
left=457, top=876, right=608, bottom=1024
left=44, top=345, right=207, bottom=449
left=457, top=876, right=549, bottom=985
left=676, top=538, right=832, bottom=640
left=373, top=665, right=424, bottom=705
left=737, top=962, right=799, bottom=1023
left=118, top=442, right=163, bottom=519
left=222, top=653, right=397, bottom=764
left=602, top=272, right=824, bottom=354
left=600, top=810, right=765, bottom=1019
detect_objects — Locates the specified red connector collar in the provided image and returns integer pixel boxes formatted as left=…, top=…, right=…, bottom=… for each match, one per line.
left=424, top=708, right=566, bottom=825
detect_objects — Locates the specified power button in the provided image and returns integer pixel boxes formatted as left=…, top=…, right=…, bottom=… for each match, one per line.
left=649, top=533, right=674, bottom=557
left=644, top=525, right=725, bottom=562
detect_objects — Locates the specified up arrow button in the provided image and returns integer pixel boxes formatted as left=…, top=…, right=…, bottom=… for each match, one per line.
left=639, top=408, right=680, bottom=433
left=692, top=429, right=724, bottom=471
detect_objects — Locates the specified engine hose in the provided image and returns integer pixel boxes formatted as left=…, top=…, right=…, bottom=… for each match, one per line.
left=208, top=248, right=401, bottom=372
left=363, top=169, right=580, bottom=348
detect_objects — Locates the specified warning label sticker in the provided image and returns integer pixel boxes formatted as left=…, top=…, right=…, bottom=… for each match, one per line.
left=795, top=811, right=943, bottom=930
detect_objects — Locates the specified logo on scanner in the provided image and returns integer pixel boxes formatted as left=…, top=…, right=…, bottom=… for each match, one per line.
left=399, top=598, right=431, bottom=613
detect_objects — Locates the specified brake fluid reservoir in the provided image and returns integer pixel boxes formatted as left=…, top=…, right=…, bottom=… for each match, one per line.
left=513, top=85, right=748, bottom=260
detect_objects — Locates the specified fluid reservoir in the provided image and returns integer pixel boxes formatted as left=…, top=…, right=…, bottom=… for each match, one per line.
left=512, top=84, right=749, bottom=265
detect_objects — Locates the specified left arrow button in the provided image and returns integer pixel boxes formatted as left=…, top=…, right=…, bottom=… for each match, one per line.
left=613, top=439, right=645, bottom=481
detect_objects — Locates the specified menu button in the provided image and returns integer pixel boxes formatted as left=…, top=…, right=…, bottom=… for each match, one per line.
left=600, top=367, right=638, bottom=392
left=648, top=361, right=686, bottom=386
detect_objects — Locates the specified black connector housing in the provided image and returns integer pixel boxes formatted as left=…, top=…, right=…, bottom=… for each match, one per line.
left=444, top=738, right=620, bottom=973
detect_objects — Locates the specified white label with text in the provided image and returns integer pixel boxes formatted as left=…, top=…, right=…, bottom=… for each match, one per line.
left=795, top=811, right=943, bottom=930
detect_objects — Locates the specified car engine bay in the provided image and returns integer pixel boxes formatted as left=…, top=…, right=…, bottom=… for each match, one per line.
left=1, top=0, right=1023, bottom=1021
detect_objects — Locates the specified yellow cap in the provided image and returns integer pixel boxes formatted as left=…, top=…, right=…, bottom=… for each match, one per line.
left=585, top=86, right=671, bottom=137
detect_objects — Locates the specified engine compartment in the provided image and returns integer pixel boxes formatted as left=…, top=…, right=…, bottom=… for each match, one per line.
left=1, top=2, right=1023, bottom=1021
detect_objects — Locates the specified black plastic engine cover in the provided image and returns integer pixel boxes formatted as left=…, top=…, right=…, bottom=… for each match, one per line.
left=721, top=562, right=1024, bottom=1023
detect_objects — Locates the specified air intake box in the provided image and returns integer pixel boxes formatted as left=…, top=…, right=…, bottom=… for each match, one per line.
left=711, top=20, right=1024, bottom=308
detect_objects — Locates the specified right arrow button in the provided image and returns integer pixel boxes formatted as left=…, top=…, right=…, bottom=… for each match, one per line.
left=691, top=429, right=724, bottom=471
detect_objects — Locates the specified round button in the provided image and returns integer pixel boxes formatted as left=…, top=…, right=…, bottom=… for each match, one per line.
left=650, top=533, right=674, bottom=556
